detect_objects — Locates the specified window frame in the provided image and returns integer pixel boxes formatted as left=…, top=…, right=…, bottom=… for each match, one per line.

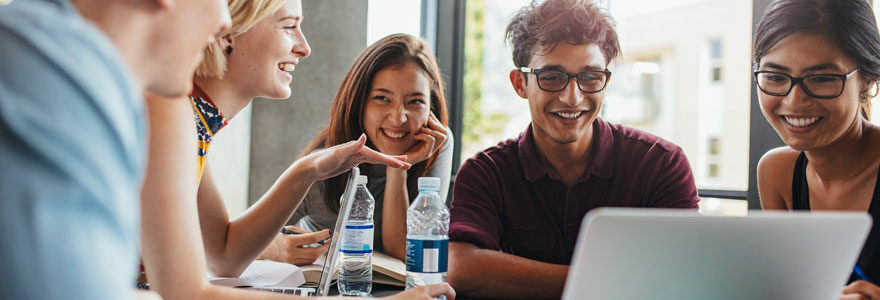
left=425, top=0, right=780, bottom=206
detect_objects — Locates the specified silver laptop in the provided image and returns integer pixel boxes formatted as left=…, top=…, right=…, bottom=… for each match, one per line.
left=563, top=208, right=872, bottom=300
left=315, top=166, right=360, bottom=296
left=244, top=167, right=360, bottom=297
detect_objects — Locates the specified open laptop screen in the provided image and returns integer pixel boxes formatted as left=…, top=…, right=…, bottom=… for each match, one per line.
left=563, top=208, right=871, bottom=300
left=316, top=167, right=360, bottom=296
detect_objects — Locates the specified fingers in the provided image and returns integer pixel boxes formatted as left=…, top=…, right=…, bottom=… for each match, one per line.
left=421, top=116, right=448, bottom=152
left=308, top=243, right=330, bottom=257
left=359, top=146, right=411, bottom=169
left=309, top=229, right=331, bottom=243
left=405, top=131, right=436, bottom=164
left=340, top=133, right=368, bottom=154
left=419, top=283, right=456, bottom=300
left=841, top=281, right=880, bottom=300
left=419, top=127, right=442, bottom=151
left=387, top=284, right=456, bottom=300
left=277, top=236, right=330, bottom=265
left=280, top=230, right=330, bottom=247
left=285, top=225, right=307, bottom=233
left=427, top=112, right=445, bottom=130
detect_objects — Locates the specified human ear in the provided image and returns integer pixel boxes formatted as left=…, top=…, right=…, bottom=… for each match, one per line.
left=509, top=69, right=528, bottom=99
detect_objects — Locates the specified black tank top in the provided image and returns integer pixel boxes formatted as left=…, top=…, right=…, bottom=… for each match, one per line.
left=792, top=152, right=880, bottom=283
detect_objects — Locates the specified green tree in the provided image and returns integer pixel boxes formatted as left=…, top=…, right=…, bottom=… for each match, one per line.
left=463, top=0, right=509, bottom=160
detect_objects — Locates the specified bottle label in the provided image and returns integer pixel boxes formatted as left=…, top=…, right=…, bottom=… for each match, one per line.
left=340, top=224, right=373, bottom=254
left=405, top=239, right=448, bottom=273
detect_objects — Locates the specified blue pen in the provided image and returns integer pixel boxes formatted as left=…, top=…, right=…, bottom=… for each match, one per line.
left=854, top=265, right=874, bottom=284
left=280, top=227, right=329, bottom=246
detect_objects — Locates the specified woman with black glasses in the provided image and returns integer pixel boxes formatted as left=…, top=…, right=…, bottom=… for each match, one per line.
left=754, top=0, right=880, bottom=298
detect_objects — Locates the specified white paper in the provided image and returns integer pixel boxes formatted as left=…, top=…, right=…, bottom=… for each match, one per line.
left=210, top=260, right=305, bottom=288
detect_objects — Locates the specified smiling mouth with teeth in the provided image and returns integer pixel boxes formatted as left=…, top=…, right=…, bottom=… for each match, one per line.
left=381, top=129, right=408, bottom=139
left=278, top=63, right=295, bottom=72
left=782, top=116, right=821, bottom=127
left=553, top=111, right=584, bottom=119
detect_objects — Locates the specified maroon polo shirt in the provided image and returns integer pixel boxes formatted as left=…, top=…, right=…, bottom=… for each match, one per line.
left=449, top=117, right=699, bottom=265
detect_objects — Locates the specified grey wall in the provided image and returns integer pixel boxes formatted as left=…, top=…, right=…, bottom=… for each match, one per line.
left=248, top=0, right=368, bottom=204
left=747, top=0, right=785, bottom=208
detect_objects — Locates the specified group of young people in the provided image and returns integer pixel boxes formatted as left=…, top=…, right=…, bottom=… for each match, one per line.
left=1, top=0, right=878, bottom=300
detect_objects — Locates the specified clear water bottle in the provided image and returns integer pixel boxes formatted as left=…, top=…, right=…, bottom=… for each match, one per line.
left=406, top=177, right=449, bottom=294
left=338, top=175, right=374, bottom=296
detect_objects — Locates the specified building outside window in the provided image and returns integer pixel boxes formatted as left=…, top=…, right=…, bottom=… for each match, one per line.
left=461, top=0, right=752, bottom=192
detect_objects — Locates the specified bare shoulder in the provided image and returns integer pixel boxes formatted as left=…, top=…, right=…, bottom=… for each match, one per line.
left=758, top=147, right=800, bottom=174
left=757, top=146, right=800, bottom=210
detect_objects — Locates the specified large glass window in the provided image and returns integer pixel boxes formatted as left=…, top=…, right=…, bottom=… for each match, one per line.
left=461, top=0, right=532, bottom=161
left=367, top=0, right=422, bottom=45
left=461, top=0, right=752, bottom=192
left=605, top=0, right=752, bottom=191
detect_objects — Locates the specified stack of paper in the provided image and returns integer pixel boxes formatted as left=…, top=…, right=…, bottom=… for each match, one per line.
left=209, top=260, right=306, bottom=288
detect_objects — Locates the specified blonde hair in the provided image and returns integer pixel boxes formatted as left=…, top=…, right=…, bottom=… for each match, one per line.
left=195, top=0, right=287, bottom=78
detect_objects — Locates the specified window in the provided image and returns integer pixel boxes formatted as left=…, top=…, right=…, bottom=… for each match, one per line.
left=367, top=0, right=422, bottom=45
left=604, top=0, right=750, bottom=191
left=459, top=0, right=751, bottom=194
left=710, top=40, right=723, bottom=82
left=707, top=137, right=721, bottom=179
left=461, top=0, right=532, bottom=160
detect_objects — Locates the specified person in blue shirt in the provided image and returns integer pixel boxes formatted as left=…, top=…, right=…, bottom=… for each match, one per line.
left=0, top=0, right=231, bottom=299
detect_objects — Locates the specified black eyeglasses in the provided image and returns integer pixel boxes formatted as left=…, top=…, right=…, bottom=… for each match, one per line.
left=519, top=67, right=612, bottom=93
left=753, top=68, right=859, bottom=99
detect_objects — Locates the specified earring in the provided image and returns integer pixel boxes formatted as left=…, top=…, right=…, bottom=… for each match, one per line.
left=225, top=46, right=233, bottom=55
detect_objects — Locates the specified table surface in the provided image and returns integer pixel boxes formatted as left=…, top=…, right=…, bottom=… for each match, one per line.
left=330, top=284, right=501, bottom=300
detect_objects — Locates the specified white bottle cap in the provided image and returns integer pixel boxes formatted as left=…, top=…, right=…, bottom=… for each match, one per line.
left=356, top=175, right=368, bottom=185
left=417, top=177, right=441, bottom=190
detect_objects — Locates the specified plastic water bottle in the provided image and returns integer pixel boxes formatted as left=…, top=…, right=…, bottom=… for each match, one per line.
left=406, top=177, right=449, bottom=294
left=338, top=175, right=374, bottom=296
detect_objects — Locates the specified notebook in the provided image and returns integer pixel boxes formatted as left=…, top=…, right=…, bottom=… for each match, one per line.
left=209, top=260, right=312, bottom=295
left=301, top=251, right=406, bottom=287
left=562, top=208, right=872, bottom=300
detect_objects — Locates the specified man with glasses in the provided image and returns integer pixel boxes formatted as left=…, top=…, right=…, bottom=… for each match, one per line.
left=446, top=0, right=699, bottom=298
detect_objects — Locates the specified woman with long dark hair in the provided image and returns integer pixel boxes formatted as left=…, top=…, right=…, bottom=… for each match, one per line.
left=259, top=33, right=452, bottom=262
left=755, top=0, right=880, bottom=298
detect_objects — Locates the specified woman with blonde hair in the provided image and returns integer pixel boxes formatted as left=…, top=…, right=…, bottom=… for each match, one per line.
left=260, top=33, right=452, bottom=263
left=140, top=0, right=455, bottom=299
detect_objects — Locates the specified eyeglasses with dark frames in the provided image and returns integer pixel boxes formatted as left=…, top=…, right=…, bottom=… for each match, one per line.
left=753, top=68, right=859, bottom=99
left=519, top=67, right=612, bottom=93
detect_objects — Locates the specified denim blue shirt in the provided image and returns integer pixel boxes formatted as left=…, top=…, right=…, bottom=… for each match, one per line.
left=0, top=0, right=146, bottom=299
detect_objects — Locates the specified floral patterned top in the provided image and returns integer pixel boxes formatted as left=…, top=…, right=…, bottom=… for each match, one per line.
left=188, top=84, right=228, bottom=182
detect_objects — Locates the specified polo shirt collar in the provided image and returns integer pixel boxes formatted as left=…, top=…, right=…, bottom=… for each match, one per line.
left=517, top=117, right=616, bottom=183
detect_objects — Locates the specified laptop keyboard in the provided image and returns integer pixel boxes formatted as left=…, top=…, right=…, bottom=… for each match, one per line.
left=247, top=287, right=316, bottom=296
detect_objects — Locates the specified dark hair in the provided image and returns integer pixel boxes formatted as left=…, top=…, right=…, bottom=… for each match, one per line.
left=753, top=0, right=880, bottom=119
left=505, top=0, right=621, bottom=68
left=298, top=33, right=449, bottom=213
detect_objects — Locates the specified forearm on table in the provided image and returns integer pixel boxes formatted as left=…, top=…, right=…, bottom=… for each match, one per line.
left=448, top=242, right=569, bottom=299
left=382, top=167, right=409, bottom=260
left=215, top=160, right=318, bottom=275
